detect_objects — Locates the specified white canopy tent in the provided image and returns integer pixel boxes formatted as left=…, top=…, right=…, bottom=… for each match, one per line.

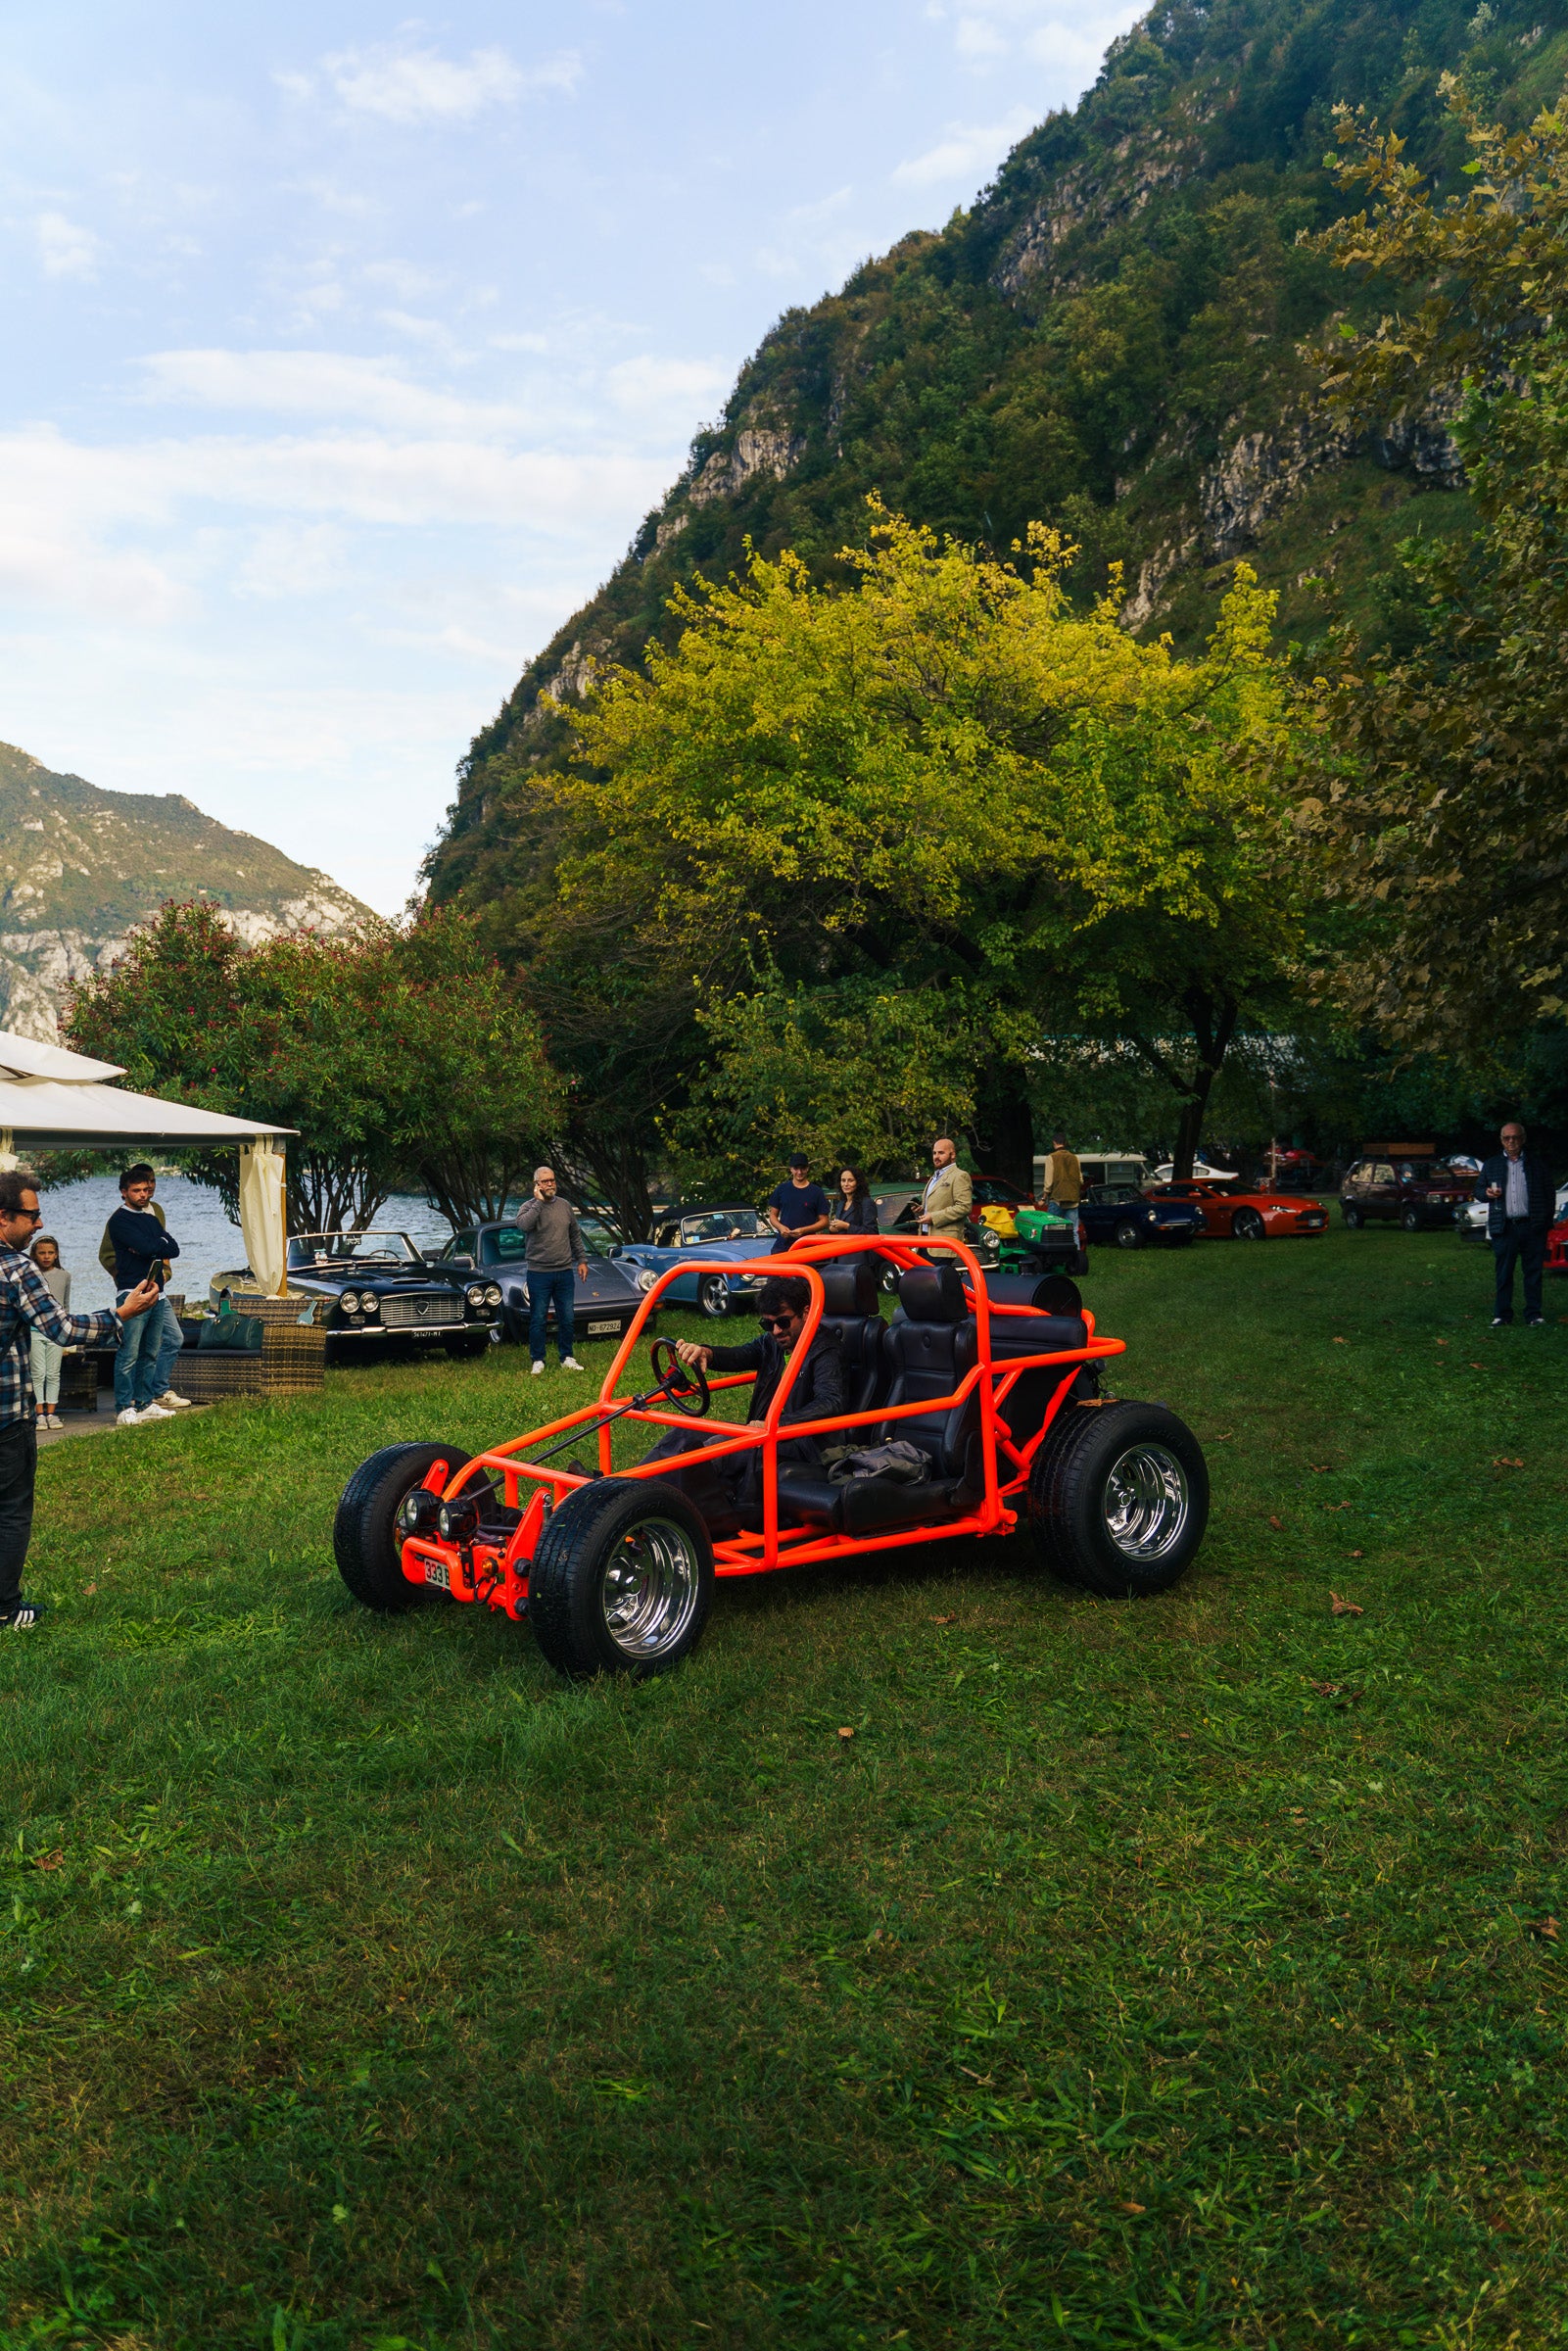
left=0, top=1032, right=296, bottom=1297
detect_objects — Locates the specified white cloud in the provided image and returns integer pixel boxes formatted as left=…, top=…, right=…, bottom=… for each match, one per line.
left=604, top=355, right=730, bottom=425
left=235, top=522, right=352, bottom=600
left=137, top=349, right=525, bottom=436
left=35, top=211, right=101, bottom=279
left=890, top=106, right=1036, bottom=187
left=281, top=40, right=582, bottom=127
left=923, top=1, right=1142, bottom=79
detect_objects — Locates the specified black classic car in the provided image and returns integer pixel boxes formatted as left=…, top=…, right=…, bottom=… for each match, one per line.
left=433, top=1222, right=644, bottom=1348
left=214, top=1231, right=502, bottom=1361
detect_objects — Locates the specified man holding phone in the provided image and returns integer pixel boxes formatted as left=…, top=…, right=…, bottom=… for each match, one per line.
left=514, top=1165, right=591, bottom=1375
left=0, top=1170, right=160, bottom=1628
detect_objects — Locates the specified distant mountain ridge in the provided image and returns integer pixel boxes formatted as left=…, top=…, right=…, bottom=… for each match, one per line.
left=0, top=741, right=373, bottom=1041
left=430, top=0, right=1568, bottom=903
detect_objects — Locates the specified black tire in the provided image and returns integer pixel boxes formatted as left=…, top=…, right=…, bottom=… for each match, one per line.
left=444, top=1332, right=491, bottom=1359
left=1114, top=1220, right=1143, bottom=1251
left=880, top=1264, right=902, bottom=1295
left=1341, top=1204, right=1362, bottom=1229
left=697, top=1273, right=731, bottom=1319
left=1232, top=1209, right=1265, bottom=1241
left=529, top=1477, right=714, bottom=1679
left=334, top=1441, right=476, bottom=1611
left=1068, top=1248, right=1090, bottom=1277
left=1401, top=1205, right=1423, bottom=1233
left=1026, top=1402, right=1209, bottom=1598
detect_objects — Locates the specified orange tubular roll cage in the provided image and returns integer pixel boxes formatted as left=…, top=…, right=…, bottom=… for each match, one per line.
left=399, top=1232, right=1125, bottom=1594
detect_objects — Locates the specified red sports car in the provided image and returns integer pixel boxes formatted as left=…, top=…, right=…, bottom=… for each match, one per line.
left=1546, top=1220, right=1568, bottom=1274
left=1145, top=1177, right=1330, bottom=1241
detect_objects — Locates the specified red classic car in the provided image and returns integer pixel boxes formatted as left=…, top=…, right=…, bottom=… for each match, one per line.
left=1546, top=1220, right=1568, bottom=1275
left=1144, top=1177, right=1330, bottom=1241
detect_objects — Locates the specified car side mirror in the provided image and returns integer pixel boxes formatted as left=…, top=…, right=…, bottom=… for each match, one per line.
left=446, top=1254, right=475, bottom=1271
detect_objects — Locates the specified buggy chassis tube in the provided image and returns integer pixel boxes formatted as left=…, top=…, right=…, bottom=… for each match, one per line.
left=400, top=1233, right=1124, bottom=1597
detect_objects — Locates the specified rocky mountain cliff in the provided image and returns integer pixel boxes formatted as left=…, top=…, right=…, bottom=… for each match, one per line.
left=0, top=741, right=372, bottom=1041
left=430, top=0, right=1568, bottom=901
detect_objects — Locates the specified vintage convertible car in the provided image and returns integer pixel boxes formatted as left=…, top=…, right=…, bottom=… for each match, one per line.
left=1144, top=1178, right=1330, bottom=1240
left=213, top=1231, right=502, bottom=1359
left=432, top=1222, right=643, bottom=1348
left=335, top=1235, right=1211, bottom=1679
left=616, top=1206, right=776, bottom=1319
left=1078, top=1182, right=1204, bottom=1250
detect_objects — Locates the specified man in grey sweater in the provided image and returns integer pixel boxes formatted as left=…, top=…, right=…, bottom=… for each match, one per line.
left=514, top=1166, right=592, bottom=1374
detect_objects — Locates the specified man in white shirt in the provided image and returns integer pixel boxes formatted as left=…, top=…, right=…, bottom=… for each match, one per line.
left=1477, top=1120, right=1553, bottom=1326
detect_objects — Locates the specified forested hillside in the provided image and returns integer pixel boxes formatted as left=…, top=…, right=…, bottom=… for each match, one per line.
left=431, top=0, right=1568, bottom=901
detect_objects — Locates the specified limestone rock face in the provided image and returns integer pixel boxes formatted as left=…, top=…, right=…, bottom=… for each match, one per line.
left=0, top=741, right=373, bottom=1042
left=688, top=423, right=806, bottom=508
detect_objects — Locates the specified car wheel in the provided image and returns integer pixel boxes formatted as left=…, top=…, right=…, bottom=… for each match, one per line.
left=1114, top=1220, right=1143, bottom=1251
left=881, top=1264, right=902, bottom=1295
left=1341, top=1204, right=1362, bottom=1229
left=334, top=1441, right=475, bottom=1611
left=1401, top=1206, right=1423, bottom=1233
left=528, top=1477, right=714, bottom=1680
left=697, top=1273, right=731, bottom=1319
left=1232, top=1209, right=1265, bottom=1241
left=1068, top=1248, right=1090, bottom=1277
left=1026, top=1402, right=1209, bottom=1599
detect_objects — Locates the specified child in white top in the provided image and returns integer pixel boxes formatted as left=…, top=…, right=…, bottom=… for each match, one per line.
left=28, top=1235, right=71, bottom=1430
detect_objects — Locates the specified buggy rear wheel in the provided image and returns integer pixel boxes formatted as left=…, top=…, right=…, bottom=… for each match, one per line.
left=335, top=1441, right=475, bottom=1611
left=1027, top=1402, right=1208, bottom=1598
left=529, top=1477, right=714, bottom=1679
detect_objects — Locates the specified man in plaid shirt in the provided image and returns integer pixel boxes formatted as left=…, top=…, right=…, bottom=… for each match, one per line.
left=0, top=1170, right=160, bottom=1628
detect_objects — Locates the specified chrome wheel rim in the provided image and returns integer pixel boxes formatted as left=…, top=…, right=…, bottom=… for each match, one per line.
left=1102, top=1443, right=1190, bottom=1562
left=698, top=1276, right=729, bottom=1317
left=600, top=1517, right=703, bottom=1659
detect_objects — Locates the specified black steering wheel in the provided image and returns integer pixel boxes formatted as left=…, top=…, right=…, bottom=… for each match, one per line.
left=649, top=1336, right=711, bottom=1418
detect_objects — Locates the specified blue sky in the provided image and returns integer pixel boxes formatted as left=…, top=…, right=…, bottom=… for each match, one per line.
left=2, top=0, right=1137, bottom=911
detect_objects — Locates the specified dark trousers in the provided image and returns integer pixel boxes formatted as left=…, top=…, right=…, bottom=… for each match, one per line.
left=1493, top=1219, right=1546, bottom=1321
left=527, top=1268, right=576, bottom=1364
left=0, top=1417, right=37, bottom=1612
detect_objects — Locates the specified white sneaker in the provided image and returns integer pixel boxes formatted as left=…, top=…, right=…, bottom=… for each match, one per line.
left=137, top=1402, right=175, bottom=1421
left=560, top=1356, right=586, bottom=1372
left=46, top=1414, right=62, bottom=1430
left=156, top=1390, right=192, bottom=1410
left=531, top=1361, right=546, bottom=1376
left=117, top=1407, right=143, bottom=1427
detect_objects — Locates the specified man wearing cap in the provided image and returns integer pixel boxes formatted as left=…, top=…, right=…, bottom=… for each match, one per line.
left=764, top=1155, right=832, bottom=1256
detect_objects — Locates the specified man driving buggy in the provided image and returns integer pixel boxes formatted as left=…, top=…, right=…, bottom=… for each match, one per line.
left=637, top=1274, right=843, bottom=1513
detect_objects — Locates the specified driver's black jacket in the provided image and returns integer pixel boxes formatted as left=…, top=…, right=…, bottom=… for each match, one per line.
left=705, top=1330, right=843, bottom=1429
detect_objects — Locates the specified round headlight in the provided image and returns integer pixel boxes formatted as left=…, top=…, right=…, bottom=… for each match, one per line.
left=465, top=1283, right=486, bottom=1307
left=634, top=1268, right=658, bottom=1292
left=437, top=1495, right=481, bottom=1543
left=359, top=1293, right=379, bottom=1316
left=340, top=1290, right=361, bottom=1314
left=484, top=1284, right=502, bottom=1306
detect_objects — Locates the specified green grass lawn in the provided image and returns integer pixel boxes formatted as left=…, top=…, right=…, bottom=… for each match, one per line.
left=2, top=1225, right=1566, bottom=2350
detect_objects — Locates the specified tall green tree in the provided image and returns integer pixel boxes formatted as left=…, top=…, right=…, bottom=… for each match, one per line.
left=1299, top=84, right=1568, bottom=1053
left=67, top=901, right=559, bottom=1232
left=533, top=504, right=1303, bottom=1186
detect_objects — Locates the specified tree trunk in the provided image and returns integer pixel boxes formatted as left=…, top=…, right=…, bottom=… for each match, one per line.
left=1131, top=990, right=1239, bottom=1181
left=965, top=1059, right=1036, bottom=1194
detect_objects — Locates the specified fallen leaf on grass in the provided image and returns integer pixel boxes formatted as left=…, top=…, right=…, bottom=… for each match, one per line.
left=1436, top=1338, right=1450, bottom=1348
left=931, top=1614, right=956, bottom=1625
left=1330, top=1592, right=1364, bottom=1617
left=1309, top=1463, right=1330, bottom=1473
left=1469, top=1363, right=1484, bottom=1370
left=1324, top=1501, right=1353, bottom=1511
left=1117, top=2201, right=1147, bottom=2215
left=1350, top=1549, right=1363, bottom=1559
left=1526, top=1916, right=1560, bottom=1943
left=1493, top=1457, right=1526, bottom=1468
left=837, top=1727, right=855, bottom=1742
left=1212, top=1430, right=1235, bottom=1442
left=1267, top=1514, right=1282, bottom=1530
left=1332, top=1336, right=1347, bottom=1345
left=31, top=1849, right=64, bottom=1872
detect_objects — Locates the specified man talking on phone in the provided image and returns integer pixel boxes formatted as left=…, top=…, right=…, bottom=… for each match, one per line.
left=0, top=1169, right=161, bottom=1628
left=514, top=1165, right=592, bottom=1376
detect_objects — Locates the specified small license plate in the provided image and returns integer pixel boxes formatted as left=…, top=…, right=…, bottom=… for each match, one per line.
left=587, top=1319, right=623, bottom=1335
left=423, top=1559, right=450, bottom=1591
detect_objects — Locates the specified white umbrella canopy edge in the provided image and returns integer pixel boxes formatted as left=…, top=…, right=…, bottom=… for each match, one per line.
left=0, top=1038, right=298, bottom=1298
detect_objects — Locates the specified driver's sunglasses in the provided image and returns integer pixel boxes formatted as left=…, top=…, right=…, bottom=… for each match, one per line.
left=757, top=1312, right=801, bottom=1333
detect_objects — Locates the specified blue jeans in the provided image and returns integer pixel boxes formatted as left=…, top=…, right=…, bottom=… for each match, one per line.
left=527, top=1268, right=576, bottom=1365
left=115, top=1293, right=184, bottom=1412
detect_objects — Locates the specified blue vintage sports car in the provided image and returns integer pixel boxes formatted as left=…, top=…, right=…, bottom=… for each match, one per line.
left=1077, top=1183, right=1204, bottom=1251
left=616, top=1205, right=776, bottom=1319
left=433, top=1222, right=644, bottom=1349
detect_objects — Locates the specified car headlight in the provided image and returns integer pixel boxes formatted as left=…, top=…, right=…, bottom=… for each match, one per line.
left=634, top=1268, right=658, bottom=1291
left=484, top=1284, right=502, bottom=1306
left=359, top=1293, right=379, bottom=1316
left=340, top=1290, right=360, bottom=1314
left=465, top=1284, right=486, bottom=1308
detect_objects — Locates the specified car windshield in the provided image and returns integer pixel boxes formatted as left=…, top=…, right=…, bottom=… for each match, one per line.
left=289, top=1231, right=421, bottom=1268
left=1088, top=1184, right=1142, bottom=1204
left=1426, top=1163, right=1472, bottom=1183
left=680, top=1210, right=762, bottom=1244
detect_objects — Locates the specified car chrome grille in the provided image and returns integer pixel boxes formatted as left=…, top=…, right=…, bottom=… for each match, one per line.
left=381, top=1294, right=462, bottom=1328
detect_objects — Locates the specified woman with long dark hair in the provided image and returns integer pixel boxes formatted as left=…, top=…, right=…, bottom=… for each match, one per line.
left=829, top=1166, right=879, bottom=1278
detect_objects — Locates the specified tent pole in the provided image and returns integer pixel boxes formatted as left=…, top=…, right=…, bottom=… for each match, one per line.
left=276, top=1139, right=288, bottom=1297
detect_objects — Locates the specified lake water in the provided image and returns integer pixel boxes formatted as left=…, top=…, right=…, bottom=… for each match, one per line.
left=29, top=1174, right=457, bottom=1313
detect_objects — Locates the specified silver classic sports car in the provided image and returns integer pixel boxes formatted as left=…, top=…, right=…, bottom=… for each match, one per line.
left=433, top=1222, right=644, bottom=1348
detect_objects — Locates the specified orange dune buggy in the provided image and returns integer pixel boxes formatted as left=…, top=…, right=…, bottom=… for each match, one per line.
left=334, top=1235, right=1210, bottom=1678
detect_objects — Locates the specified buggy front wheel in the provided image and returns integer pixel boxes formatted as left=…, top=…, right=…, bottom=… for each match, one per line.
left=529, top=1477, right=714, bottom=1679
left=1027, top=1402, right=1208, bottom=1598
left=335, top=1441, right=475, bottom=1610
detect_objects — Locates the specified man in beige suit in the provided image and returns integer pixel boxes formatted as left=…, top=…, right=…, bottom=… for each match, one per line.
left=919, top=1136, right=973, bottom=1254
